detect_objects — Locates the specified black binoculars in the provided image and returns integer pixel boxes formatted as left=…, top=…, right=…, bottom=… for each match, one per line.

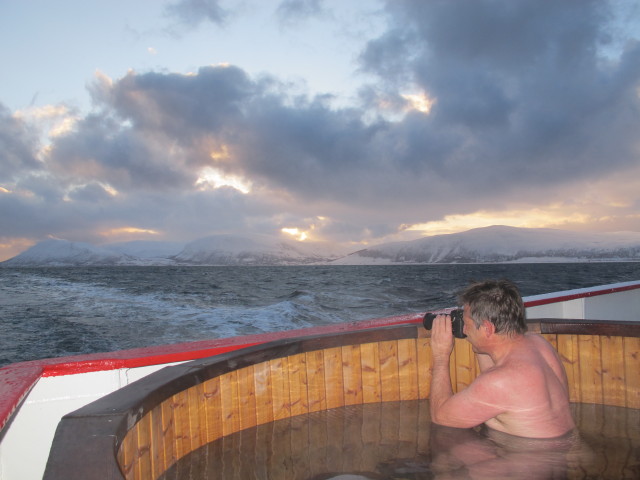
left=423, top=308, right=466, bottom=339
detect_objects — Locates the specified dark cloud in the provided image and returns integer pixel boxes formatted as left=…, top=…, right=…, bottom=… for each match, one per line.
left=0, top=104, right=42, bottom=182
left=164, top=0, right=227, bottom=27
left=47, top=113, right=194, bottom=192
left=359, top=0, right=640, bottom=187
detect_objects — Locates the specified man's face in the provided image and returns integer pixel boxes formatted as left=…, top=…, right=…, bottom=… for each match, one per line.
left=462, top=306, right=482, bottom=351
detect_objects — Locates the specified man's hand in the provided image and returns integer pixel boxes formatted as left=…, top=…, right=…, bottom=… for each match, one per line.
left=431, top=315, right=454, bottom=363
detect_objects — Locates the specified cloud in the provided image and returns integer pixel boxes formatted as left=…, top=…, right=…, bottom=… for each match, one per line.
left=359, top=0, right=640, bottom=186
left=1, top=0, right=639, bottom=261
left=276, top=0, right=327, bottom=26
left=164, top=0, right=228, bottom=27
left=0, top=104, right=42, bottom=181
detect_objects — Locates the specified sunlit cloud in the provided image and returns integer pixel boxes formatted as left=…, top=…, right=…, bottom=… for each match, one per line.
left=210, top=145, right=230, bottom=160
left=0, top=237, right=35, bottom=262
left=0, top=186, right=10, bottom=194
left=282, top=227, right=308, bottom=241
left=195, top=166, right=251, bottom=193
left=407, top=209, right=594, bottom=237
left=99, top=227, right=161, bottom=240
left=14, top=104, right=78, bottom=139
left=62, top=182, right=119, bottom=202
left=401, top=92, right=436, bottom=114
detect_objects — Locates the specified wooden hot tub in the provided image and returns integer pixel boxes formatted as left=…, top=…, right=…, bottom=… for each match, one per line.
left=43, top=318, right=640, bottom=479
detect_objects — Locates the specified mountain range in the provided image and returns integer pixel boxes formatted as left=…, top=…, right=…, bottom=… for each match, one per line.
left=2, top=226, right=640, bottom=267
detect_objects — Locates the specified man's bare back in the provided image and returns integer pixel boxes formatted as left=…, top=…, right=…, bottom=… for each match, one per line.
left=429, top=280, right=575, bottom=439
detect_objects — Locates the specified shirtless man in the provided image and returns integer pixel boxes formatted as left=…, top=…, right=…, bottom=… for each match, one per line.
left=429, top=279, right=575, bottom=438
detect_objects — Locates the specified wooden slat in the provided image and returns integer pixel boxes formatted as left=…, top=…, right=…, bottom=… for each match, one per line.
left=624, top=336, right=640, bottom=409
left=202, top=376, right=222, bottom=443
left=172, top=392, right=191, bottom=461
left=306, top=350, right=327, bottom=413
left=287, top=353, right=309, bottom=416
left=397, top=338, right=419, bottom=401
left=556, top=334, right=581, bottom=402
left=323, top=346, right=345, bottom=409
left=237, top=365, right=257, bottom=430
left=119, top=423, right=136, bottom=480
left=187, top=383, right=205, bottom=451
left=379, top=340, right=401, bottom=402
left=600, top=336, right=626, bottom=407
left=220, top=370, right=241, bottom=436
left=161, top=398, right=177, bottom=472
left=360, top=342, right=382, bottom=403
left=341, top=344, right=363, bottom=406
left=253, top=361, right=274, bottom=426
left=578, top=334, right=604, bottom=404
left=150, top=406, right=165, bottom=479
left=416, top=333, right=432, bottom=399
left=269, top=357, right=291, bottom=421
left=135, top=412, right=152, bottom=480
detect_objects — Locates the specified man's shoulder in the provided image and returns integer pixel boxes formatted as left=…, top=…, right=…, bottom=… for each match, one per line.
left=476, top=359, right=541, bottom=390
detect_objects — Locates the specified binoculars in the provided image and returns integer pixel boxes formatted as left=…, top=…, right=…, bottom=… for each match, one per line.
left=423, top=308, right=466, bottom=339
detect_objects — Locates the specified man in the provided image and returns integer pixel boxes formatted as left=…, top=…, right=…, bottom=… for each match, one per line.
left=429, top=279, right=575, bottom=438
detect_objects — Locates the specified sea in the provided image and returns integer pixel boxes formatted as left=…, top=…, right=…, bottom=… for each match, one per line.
left=1, top=263, right=639, bottom=367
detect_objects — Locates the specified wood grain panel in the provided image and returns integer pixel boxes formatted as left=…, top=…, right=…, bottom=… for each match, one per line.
left=556, top=334, right=581, bottom=402
left=135, top=412, right=153, bottom=480
left=220, top=370, right=241, bottom=436
left=360, top=342, right=381, bottom=403
left=341, top=344, right=363, bottom=406
left=623, top=336, right=640, bottom=409
left=202, top=376, right=222, bottom=443
left=150, top=406, right=165, bottom=479
left=160, top=399, right=177, bottom=472
left=323, top=346, right=345, bottom=409
left=600, top=336, right=626, bottom=407
left=416, top=334, right=432, bottom=399
left=397, top=338, right=419, bottom=401
left=119, top=422, right=136, bottom=480
left=269, top=357, right=291, bottom=421
left=237, top=366, right=257, bottom=430
left=379, top=340, right=401, bottom=402
left=578, top=335, right=604, bottom=404
left=253, top=361, right=274, bottom=425
left=306, top=350, right=327, bottom=413
left=287, top=353, right=309, bottom=416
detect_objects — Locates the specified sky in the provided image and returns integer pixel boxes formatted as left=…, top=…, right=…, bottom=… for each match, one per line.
left=1, top=0, right=640, bottom=261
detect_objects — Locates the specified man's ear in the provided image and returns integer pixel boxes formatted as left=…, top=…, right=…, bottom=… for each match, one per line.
left=481, top=320, right=495, bottom=337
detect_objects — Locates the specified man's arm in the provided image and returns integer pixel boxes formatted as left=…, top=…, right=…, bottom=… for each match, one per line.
left=429, top=315, right=455, bottom=421
left=429, top=316, right=506, bottom=428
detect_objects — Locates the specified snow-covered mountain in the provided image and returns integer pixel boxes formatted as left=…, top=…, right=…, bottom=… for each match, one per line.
left=1, top=234, right=343, bottom=266
left=0, top=238, right=136, bottom=266
left=331, top=226, right=640, bottom=264
left=3, top=226, right=640, bottom=267
left=173, top=234, right=343, bottom=265
left=104, top=240, right=185, bottom=263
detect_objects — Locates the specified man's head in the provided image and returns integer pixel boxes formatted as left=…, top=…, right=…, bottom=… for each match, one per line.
left=458, top=279, right=527, bottom=336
